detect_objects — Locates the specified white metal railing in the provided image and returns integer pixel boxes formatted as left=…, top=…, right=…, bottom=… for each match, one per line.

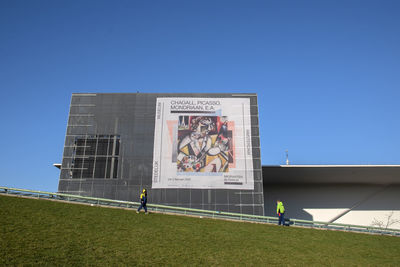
left=1, top=186, right=399, bottom=236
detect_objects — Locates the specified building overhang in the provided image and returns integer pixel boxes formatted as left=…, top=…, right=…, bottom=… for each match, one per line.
left=262, top=165, right=400, bottom=184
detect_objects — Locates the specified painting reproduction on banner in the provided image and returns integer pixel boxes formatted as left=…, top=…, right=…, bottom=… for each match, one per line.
left=152, top=98, right=254, bottom=189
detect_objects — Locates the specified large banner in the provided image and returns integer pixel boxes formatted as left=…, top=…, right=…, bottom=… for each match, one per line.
left=152, top=97, right=254, bottom=189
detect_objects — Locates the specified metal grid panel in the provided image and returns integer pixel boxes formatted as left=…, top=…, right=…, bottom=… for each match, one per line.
left=58, top=93, right=264, bottom=215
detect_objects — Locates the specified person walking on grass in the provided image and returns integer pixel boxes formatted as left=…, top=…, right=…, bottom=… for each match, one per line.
left=137, top=189, right=148, bottom=214
left=276, top=199, right=285, bottom=225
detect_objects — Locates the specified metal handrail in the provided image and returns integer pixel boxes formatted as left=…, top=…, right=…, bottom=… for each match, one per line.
left=1, top=186, right=399, bottom=236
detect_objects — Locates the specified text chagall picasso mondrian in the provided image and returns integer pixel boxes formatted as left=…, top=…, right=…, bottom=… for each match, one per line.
left=170, top=99, right=221, bottom=111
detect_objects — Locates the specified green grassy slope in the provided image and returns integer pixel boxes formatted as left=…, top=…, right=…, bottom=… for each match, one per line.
left=1, top=195, right=399, bottom=266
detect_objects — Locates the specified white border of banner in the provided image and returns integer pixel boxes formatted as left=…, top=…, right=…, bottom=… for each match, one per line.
left=152, top=97, right=254, bottom=189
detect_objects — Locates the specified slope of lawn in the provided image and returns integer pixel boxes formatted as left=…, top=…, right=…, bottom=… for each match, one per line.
left=1, top=195, right=399, bottom=266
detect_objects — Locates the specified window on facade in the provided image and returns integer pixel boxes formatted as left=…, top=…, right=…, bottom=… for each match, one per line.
left=71, top=135, right=120, bottom=179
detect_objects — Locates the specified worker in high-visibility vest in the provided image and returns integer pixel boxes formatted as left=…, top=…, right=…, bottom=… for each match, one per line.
left=137, top=189, right=148, bottom=214
left=276, top=200, right=285, bottom=225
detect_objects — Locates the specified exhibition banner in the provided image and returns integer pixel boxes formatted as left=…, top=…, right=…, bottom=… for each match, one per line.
left=152, top=97, right=254, bottom=189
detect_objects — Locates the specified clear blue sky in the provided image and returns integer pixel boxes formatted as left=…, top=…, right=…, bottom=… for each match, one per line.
left=1, top=0, right=399, bottom=192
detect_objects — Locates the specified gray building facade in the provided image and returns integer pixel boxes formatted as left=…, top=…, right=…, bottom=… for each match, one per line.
left=59, top=93, right=263, bottom=215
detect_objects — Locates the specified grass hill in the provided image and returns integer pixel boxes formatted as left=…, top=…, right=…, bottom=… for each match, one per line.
left=1, top=194, right=399, bottom=266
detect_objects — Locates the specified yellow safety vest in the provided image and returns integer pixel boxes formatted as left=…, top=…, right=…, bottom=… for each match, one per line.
left=277, top=202, right=285, bottom=214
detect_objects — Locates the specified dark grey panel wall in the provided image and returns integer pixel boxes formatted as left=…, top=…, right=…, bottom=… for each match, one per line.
left=59, top=93, right=263, bottom=215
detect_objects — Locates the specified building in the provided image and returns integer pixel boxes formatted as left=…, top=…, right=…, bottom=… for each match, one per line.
left=263, top=165, right=400, bottom=229
left=58, top=93, right=264, bottom=215
left=57, top=93, right=400, bottom=229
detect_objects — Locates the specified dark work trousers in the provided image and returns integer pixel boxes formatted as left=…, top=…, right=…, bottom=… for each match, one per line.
left=138, top=202, right=147, bottom=212
left=278, top=213, right=285, bottom=225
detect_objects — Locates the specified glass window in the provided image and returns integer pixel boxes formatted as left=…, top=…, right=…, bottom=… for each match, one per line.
left=71, top=135, right=120, bottom=179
